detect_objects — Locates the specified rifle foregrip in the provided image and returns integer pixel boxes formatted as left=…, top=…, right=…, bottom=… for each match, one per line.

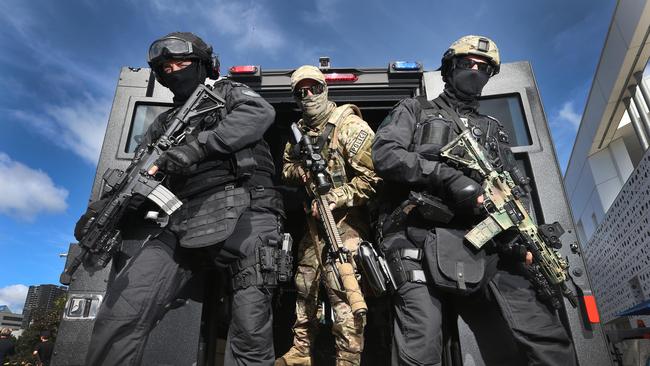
left=337, top=262, right=367, bottom=317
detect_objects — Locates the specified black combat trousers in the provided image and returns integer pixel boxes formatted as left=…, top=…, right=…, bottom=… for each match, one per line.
left=85, top=209, right=280, bottom=366
left=383, top=231, right=576, bottom=366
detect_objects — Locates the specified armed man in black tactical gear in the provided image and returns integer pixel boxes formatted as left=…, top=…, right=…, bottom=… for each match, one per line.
left=78, top=32, right=285, bottom=366
left=371, top=35, right=576, bottom=366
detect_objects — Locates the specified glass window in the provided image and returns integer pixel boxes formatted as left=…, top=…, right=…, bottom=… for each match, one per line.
left=478, top=94, right=532, bottom=146
left=125, top=104, right=172, bottom=153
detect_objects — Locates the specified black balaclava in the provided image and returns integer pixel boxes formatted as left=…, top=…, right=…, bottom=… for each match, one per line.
left=447, top=67, right=490, bottom=102
left=159, top=61, right=207, bottom=104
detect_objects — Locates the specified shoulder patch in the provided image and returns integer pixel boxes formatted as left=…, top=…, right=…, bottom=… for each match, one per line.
left=349, top=130, right=369, bottom=155
left=242, top=89, right=261, bottom=97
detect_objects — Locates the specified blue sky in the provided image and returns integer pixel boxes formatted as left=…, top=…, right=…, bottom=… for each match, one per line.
left=0, top=0, right=615, bottom=313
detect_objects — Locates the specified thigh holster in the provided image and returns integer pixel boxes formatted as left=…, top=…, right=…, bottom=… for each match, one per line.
left=229, top=234, right=293, bottom=291
left=385, top=248, right=427, bottom=288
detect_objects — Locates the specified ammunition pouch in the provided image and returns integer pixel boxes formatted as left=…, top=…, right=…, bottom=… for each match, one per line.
left=422, top=228, right=486, bottom=295
left=384, top=248, right=427, bottom=289
left=170, top=184, right=283, bottom=248
left=229, top=234, right=293, bottom=291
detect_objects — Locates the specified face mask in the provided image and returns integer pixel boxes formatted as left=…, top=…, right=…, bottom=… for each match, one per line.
left=449, top=68, right=490, bottom=99
left=299, top=89, right=330, bottom=126
left=160, top=62, right=207, bottom=102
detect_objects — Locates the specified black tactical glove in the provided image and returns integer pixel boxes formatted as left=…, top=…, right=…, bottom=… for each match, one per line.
left=495, top=228, right=528, bottom=262
left=430, top=164, right=483, bottom=209
left=155, top=136, right=206, bottom=174
left=447, top=174, right=483, bottom=209
left=74, top=198, right=109, bottom=241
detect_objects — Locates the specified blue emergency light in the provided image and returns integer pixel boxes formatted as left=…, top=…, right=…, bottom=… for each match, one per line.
left=392, top=61, right=421, bottom=71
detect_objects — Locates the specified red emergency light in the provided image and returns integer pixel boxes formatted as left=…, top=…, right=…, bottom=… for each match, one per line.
left=582, top=295, right=600, bottom=323
left=324, top=73, right=358, bottom=84
left=229, top=65, right=258, bottom=74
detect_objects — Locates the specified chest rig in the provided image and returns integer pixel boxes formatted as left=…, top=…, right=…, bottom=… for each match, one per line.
left=411, top=96, right=509, bottom=167
left=301, top=104, right=362, bottom=189
left=163, top=85, right=280, bottom=249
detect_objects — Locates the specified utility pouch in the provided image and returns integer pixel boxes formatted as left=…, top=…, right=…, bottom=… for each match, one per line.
left=170, top=186, right=250, bottom=248
left=233, top=148, right=257, bottom=179
left=423, top=228, right=486, bottom=295
left=410, top=96, right=455, bottom=160
left=258, top=246, right=276, bottom=272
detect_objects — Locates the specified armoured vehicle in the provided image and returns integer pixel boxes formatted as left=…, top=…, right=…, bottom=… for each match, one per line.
left=53, top=58, right=613, bottom=365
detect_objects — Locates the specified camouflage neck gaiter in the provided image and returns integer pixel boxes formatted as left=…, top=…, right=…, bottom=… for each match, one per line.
left=301, top=93, right=335, bottom=129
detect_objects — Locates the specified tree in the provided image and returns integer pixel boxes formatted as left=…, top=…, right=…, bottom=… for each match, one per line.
left=6, top=295, right=66, bottom=365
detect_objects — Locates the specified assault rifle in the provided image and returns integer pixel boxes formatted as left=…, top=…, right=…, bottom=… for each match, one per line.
left=289, top=123, right=368, bottom=318
left=60, top=85, right=225, bottom=285
left=440, top=129, right=577, bottom=309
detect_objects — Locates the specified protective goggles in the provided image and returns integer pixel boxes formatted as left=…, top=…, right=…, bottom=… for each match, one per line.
left=454, top=57, right=495, bottom=75
left=293, top=83, right=325, bottom=99
left=148, top=37, right=196, bottom=63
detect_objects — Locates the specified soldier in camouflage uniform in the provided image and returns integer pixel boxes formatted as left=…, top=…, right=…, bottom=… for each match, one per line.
left=276, top=65, right=380, bottom=366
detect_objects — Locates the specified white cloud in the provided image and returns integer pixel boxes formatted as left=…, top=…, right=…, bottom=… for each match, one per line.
left=0, top=285, right=29, bottom=314
left=0, top=1, right=114, bottom=93
left=0, top=1, right=34, bottom=40
left=558, top=101, right=582, bottom=129
left=12, top=94, right=110, bottom=164
left=141, top=0, right=287, bottom=55
left=0, top=153, right=68, bottom=221
left=549, top=99, right=585, bottom=172
left=311, top=0, right=342, bottom=25
left=207, top=1, right=286, bottom=53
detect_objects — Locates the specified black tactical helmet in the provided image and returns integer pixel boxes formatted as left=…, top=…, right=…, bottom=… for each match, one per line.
left=147, top=32, right=220, bottom=82
left=440, top=35, right=500, bottom=81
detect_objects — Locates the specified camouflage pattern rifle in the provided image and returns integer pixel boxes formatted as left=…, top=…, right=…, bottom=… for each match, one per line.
left=60, top=85, right=225, bottom=285
left=290, top=123, right=368, bottom=318
left=440, top=129, right=577, bottom=308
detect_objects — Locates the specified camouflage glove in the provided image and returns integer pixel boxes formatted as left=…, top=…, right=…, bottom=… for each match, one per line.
left=156, top=135, right=206, bottom=174
left=74, top=198, right=109, bottom=241
left=325, top=190, right=345, bottom=209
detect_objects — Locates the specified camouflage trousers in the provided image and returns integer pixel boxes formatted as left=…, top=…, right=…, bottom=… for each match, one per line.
left=287, top=216, right=365, bottom=366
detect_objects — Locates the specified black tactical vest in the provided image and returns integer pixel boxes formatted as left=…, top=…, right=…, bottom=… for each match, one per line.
left=157, top=88, right=281, bottom=248
left=411, top=95, right=510, bottom=169
left=411, top=96, right=509, bottom=293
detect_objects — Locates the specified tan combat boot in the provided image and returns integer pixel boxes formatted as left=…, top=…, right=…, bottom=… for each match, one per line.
left=275, top=347, right=312, bottom=366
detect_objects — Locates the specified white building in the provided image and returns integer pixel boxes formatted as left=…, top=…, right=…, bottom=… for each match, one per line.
left=564, top=0, right=650, bottom=330
left=0, top=305, right=23, bottom=331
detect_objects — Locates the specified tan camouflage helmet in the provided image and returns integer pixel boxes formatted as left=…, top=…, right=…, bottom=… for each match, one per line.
left=441, top=35, right=500, bottom=77
left=291, top=65, right=326, bottom=91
